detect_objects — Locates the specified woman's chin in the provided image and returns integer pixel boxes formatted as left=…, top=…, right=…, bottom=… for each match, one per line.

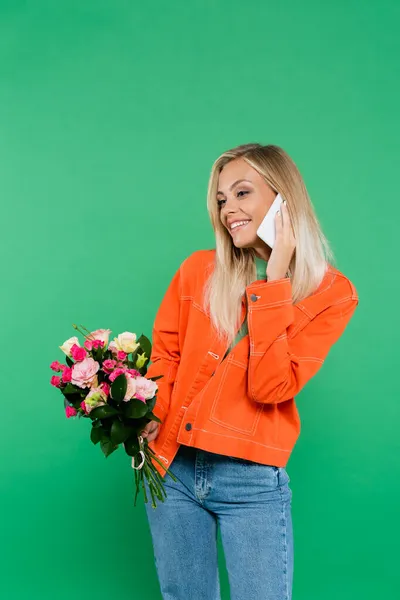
left=231, top=236, right=257, bottom=249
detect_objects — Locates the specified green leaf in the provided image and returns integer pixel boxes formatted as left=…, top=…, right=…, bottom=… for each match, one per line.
left=63, top=394, right=82, bottom=409
left=62, top=383, right=79, bottom=395
left=137, top=334, right=152, bottom=359
left=110, top=373, right=127, bottom=402
left=110, top=420, right=131, bottom=444
left=90, top=426, right=104, bottom=445
left=146, top=396, right=156, bottom=412
left=97, top=370, right=105, bottom=385
left=147, top=411, right=162, bottom=424
left=90, top=405, right=119, bottom=419
left=93, top=346, right=106, bottom=363
left=130, top=347, right=140, bottom=367
left=124, top=434, right=140, bottom=457
left=123, top=399, right=149, bottom=419
left=138, top=365, right=148, bottom=377
left=100, top=439, right=118, bottom=458
left=66, top=356, right=74, bottom=367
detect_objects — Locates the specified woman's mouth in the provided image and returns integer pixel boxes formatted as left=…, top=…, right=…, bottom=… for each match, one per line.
left=229, top=220, right=251, bottom=235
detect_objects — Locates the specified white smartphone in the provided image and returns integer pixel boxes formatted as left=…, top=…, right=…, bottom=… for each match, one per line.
left=256, top=193, right=284, bottom=248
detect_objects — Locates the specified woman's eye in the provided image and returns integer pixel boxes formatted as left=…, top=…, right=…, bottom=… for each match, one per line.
left=217, top=190, right=248, bottom=208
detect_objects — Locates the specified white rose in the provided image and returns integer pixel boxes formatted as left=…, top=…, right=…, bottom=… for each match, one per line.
left=89, top=329, right=112, bottom=346
left=113, top=332, right=140, bottom=354
left=59, top=336, right=80, bottom=357
left=135, top=376, right=158, bottom=400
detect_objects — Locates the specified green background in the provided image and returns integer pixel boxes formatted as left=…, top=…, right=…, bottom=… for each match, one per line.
left=0, top=1, right=398, bottom=598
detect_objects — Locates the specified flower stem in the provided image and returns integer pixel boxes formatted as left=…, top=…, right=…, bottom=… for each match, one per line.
left=72, top=323, right=95, bottom=341
left=145, top=446, right=178, bottom=482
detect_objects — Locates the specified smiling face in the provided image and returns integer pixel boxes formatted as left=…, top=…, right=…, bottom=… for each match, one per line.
left=216, top=157, right=277, bottom=260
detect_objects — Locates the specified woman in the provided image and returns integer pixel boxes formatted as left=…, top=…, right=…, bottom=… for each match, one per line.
left=140, top=143, right=358, bottom=600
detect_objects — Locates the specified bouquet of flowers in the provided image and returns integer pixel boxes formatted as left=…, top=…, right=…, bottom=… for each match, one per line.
left=49, top=324, right=176, bottom=508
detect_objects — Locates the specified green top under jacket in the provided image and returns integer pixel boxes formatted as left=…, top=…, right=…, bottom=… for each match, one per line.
left=227, top=255, right=268, bottom=355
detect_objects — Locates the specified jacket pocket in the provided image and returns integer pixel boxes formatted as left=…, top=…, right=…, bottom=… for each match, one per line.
left=210, top=358, right=263, bottom=434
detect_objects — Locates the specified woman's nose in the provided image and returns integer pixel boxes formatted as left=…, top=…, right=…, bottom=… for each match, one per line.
left=222, top=196, right=240, bottom=213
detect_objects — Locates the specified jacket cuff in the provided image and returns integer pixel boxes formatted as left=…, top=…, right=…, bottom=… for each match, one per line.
left=246, top=277, right=292, bottom=308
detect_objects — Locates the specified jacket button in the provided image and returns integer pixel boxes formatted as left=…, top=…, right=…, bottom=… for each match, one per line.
left=250, top=293, right=258, bottom=302
left=185, top=423, right=192, bottom=431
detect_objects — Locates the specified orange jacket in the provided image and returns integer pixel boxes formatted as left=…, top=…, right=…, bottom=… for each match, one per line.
left=147, top=250, right=358, bottom=477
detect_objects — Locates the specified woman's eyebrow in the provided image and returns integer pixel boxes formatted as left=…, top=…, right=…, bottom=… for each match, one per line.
left=216, top=178, right=252, bottom=196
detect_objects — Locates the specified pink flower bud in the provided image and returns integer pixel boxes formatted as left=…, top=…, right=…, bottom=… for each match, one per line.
left=71, top=344, right=87, bottom=362
left=117, top=351, right=127, bottom=361
left=127, top=369, right=140, bottom=378
left=62, top=367, right=72, bottom=383
left=80, top=401, right=88, bottom=414
left=84, top=339, right=93, bottom=351
left=65, top=406, right=77, bottom=418
left=50, top=361, right=63, bottom=372
left=92, top=339, right=104, bottom=349
left=100, top=382, right=110, bottom=396
left=50, top=376, right=61, bottom=388
left=109, top=367, right=126, bottom=382
left=103, top=359, right=116, bottom=373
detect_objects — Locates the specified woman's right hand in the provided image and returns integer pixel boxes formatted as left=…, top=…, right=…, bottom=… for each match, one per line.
left=140, top=420, right=160, bottom=443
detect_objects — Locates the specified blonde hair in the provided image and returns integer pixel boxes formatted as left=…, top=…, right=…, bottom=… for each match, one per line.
left=204, top=143, right=334, bottom=345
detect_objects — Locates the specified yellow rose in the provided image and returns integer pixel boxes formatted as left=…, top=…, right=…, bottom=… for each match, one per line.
left=113, top=332, right=140, bottom=354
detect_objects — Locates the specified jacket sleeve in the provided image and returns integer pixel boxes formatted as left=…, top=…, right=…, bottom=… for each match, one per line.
left=146, top=265, right=182, bottom=422
left=246, top=276, right=358, bottom=404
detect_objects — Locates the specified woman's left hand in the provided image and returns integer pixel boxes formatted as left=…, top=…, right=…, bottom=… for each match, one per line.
left=266, top=201, right=296, bottom=281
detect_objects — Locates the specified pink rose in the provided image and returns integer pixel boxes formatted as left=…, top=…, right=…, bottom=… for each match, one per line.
left=109, top=367, right=126, bottom=382
left=71, top=357, right=100, bottom=388
left=71, top=344, right=87, bottom=362
left=100, top=382, right=110, bottom=396
left=65, top=406, right=77, bottom=418
left=62, top=367, right=72, bottom=383
left=103, top=359, right=116, bottom=373
left=127, top=369, right=140, bottom=378
left=50, top=375, right=61, bottom=388
left=135, top=376, right=158, bottom=400
left=80, top=400, right=88, bottom=414
left=50, top=361, right=63, bottom=372
left=92, top=339, right=104, bottom=349
left=84, top=339, right=93, bottom=351
left=117, top=351, right=127, bottom=361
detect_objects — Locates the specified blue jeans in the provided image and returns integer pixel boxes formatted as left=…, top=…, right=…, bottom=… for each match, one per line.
left=144, top=444, right=293, bottom=600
